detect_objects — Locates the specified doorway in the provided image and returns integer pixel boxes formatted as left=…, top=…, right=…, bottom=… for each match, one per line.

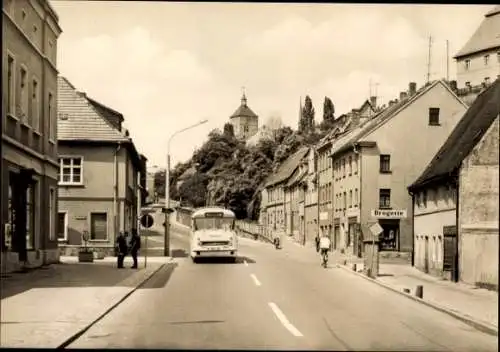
left=378, top=219, right=400, bottom=251
left=424, top=236, right=429, bottom=273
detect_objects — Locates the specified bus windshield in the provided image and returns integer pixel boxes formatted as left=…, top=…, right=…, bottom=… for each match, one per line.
left=194, top=217, right=235, bottom=231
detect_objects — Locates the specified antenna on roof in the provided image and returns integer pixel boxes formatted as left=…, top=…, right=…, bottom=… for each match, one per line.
left=426, top=36, right=433, bottom=84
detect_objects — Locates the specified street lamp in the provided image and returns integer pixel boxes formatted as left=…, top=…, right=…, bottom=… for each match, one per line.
left=164, top=119, right=208, bottom=256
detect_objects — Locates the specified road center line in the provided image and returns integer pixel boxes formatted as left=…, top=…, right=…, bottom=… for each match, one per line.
left=250, top=274, right=261, bottom=286
left=268, top=302, right=303, bottom=337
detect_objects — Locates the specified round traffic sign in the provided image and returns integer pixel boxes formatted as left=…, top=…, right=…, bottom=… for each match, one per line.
left=140, top=214, right=154, bottom=228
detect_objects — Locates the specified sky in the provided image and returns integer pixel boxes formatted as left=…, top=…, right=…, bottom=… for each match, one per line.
left=50, top=1, right=493, bottom=169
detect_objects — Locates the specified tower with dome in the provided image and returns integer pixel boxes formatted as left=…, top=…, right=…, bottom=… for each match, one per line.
left=229, top=89, right=259, bottom=141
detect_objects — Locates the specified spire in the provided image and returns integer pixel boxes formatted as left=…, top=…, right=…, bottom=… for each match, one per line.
left=241, top=86, right=247, bottom=106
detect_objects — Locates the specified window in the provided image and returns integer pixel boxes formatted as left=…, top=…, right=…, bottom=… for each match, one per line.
left=353, top=154, right=358, bottom=174
left=348, top=156, right=352, bottom=175
left=31, top=79, right=39, bottom=130
left=243, top=125, right=249, bottom=133
left=48, top=93, right=55, bottom=140
left=497, top=52, right=500, bottom=63
left=343, top=191, right=346, bottom=209
left=49, top=188, right=56, bottom=240
left=354, top=188, right=358, bottom=207
left=19, top=67, right=28, bottom=120
left=464, top=59, right=470, bottom=70
left=349, top=190, right=353, bottom=208
left=59, top=157, right=83, bottom=185
left=26, top=183, right=35, bottom=250
left=484, top=54, right=489, bottom=66
left=379, top=189, right=391, bottom=208
left=57, top=212, right=67, bottom=241
left=380, top=154, right=391, bottom=173
left=422, top=190, right=428, bottom=207
left=342, top=159, right=345, bottom=177
left=429, top=107, right=440, bottom=125
left=90, top=212, right=108, bottom=240
left=7, top=55, right=15, bottom=115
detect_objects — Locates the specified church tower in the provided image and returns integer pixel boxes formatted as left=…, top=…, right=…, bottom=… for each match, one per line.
left=229, top=89, right=259, bottom=140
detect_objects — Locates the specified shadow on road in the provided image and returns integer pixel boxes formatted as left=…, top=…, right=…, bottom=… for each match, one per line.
left=193, top=256, right=256, bottom=265
left=0, top=261, right=152, bottom=300
left=140, top=263, right=178, bottom=289
left=171, top=249, right=189, bottom=258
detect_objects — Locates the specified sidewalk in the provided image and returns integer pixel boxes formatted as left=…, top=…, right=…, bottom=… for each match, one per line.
left=281, top=234, right=498, bottom=335
left=0, top=256, right=169, bottom=348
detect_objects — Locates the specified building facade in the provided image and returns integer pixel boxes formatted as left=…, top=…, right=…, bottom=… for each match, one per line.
left=329, top=81, right=468, bottom=258
left=2, top=0, right=62, bottom=273
left=283, top=156, right=308, bottom=244
left=409, top=79, right=499, bottom=288
left=454, top=5, right=500, bottom=89
left=57, top=77, right=146, bottom=256
left=229, top=93, right=259, bottom=141
left=303, top=148, right=319, bottom=245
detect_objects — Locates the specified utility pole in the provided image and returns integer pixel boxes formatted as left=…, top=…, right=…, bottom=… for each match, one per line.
left=427, top=36, right=433, bottom=84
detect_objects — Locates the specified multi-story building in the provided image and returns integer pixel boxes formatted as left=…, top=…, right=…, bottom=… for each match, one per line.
left=229, top=93, right=259, bottom=141
left=303, top=148, right=319, bottom=245
left=454, top=5, right=500, bottom=89
left=408, top=78, right=499, bottom=288
left=57, top=77, right=147, bottom=257
left=263, top=147, right=309, bottom=238
left=316, top=97, right=377, bottom=248
left=2, top=0, right=62, bottom=273
left=283, top=152, right=309, bottom=244
left=329, top=81, right=468, bottom=259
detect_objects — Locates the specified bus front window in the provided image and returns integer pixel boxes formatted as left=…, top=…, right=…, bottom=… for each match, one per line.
left=194, top=217, right=234, bottom=230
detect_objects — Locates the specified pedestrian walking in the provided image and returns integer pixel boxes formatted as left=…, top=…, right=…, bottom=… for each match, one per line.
left=130, top=228, right=141, bottom=269
left=315, top=235, right=320, bottom=253
left=116, top=232, right=128, bottom=269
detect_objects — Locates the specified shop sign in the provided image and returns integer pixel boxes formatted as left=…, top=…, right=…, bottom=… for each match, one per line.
left=371, top=209, right=407, bottom=219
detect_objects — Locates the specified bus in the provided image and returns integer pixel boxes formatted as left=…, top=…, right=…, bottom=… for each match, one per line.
left=190, top=207, right=238, bottom=263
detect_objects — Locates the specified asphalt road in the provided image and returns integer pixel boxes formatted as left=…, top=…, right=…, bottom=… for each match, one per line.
left=68, top=221, right=497, bottom=351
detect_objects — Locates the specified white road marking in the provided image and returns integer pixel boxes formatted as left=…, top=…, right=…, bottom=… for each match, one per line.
left=243, top=260, right=249, bottom=266
left=250, top=274, right=261, bottom=286
left=268, top=302, right=303, bottom=337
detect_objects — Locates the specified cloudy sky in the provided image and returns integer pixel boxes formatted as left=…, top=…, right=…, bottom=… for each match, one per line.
left=51, top=1, right=492, bottom=168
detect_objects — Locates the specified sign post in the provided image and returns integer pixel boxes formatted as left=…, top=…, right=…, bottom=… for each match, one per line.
left=140, top=213, right=154, bottom=268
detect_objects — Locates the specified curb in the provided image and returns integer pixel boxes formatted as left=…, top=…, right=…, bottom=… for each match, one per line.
left=336, top=264, right=498, bottom=337
left=57, top=262, right=167, bottom=349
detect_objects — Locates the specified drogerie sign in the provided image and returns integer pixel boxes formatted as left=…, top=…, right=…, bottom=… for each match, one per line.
left=371, top=209, right=407, bottom=219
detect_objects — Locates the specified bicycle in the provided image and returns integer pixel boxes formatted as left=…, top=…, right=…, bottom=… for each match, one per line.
left=321, top=250, right=328, bottom=268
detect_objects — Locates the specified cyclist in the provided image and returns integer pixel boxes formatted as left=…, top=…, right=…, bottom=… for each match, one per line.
left=319, top=234, right=331, bottom=267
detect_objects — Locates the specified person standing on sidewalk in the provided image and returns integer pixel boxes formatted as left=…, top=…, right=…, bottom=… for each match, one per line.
left=130, top=228, right=141, bottom=269
left=116, top=232, right=128, bottom=269
left=315, top=235, right=320, bottom=253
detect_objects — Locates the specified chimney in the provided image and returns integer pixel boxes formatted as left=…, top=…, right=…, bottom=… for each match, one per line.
left=409, top=82, right=417, bottom=95
left=400, top=91, right=407, bottom=101
left=370, top=96, right=377, bottom=108
left=450, top=80, right=457, bottom=91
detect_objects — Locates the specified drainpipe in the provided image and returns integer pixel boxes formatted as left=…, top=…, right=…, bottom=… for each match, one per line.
left=353, top=143, right=362, bottom=256
left=409, top=189, right=415, bottom=266
left=113, top=142, right=122, bottom=243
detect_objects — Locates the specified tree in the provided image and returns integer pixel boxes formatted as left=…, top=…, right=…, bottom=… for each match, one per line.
left=300, top=95, right=315, bottom=134
left=178, top=171, right=209, bottom=207
left=323, top=96, right=335, bottom=123
left=153, top=170, right=166, bottom=198
left=223, top=123, right=235, bottom=138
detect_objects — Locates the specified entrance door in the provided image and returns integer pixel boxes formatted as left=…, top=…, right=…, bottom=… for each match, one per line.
left=443, top=226, right=459, bottom=282
left=378, top=219, right=400, bottom=251
left=334, top=225, right=340, bottom=250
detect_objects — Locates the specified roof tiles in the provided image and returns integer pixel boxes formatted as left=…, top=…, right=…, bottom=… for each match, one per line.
left=265, top=147, right=310, bottom=188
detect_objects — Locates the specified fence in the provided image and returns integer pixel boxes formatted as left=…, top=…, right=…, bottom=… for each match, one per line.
left=173, top=206, right=272, bottom=243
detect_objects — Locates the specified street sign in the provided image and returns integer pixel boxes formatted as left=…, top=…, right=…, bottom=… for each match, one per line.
left=369, top=222, right=384, bottom=237
left=140, top=214, right=154, bottom=228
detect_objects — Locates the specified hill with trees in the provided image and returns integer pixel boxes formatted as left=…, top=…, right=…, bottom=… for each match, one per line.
left=154, top=96, right=337, bottom=220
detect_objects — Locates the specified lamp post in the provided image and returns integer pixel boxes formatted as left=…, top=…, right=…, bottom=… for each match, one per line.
left=164, top=119, right=208, bottom=257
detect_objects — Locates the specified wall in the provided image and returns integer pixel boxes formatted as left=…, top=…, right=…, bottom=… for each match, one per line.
left=459, top=116, right=499, bottom=289
left=413, top=184, right=457, bottom=277
left=456, top=50, right=500, bottom=88
left=360, top=82, right=467, bottom=252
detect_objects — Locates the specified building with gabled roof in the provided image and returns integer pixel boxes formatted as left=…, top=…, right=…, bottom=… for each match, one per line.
left=408, top=78, right=499, bottom=288
left=262, top=147, right=309, bottom=239
left=229, top=93, right=259, bottom=141
left=454, top=5, right=500, bottom=89
left=56, top=76, right=147, bottom=257
left=328, top=80, right=468, bottom=259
